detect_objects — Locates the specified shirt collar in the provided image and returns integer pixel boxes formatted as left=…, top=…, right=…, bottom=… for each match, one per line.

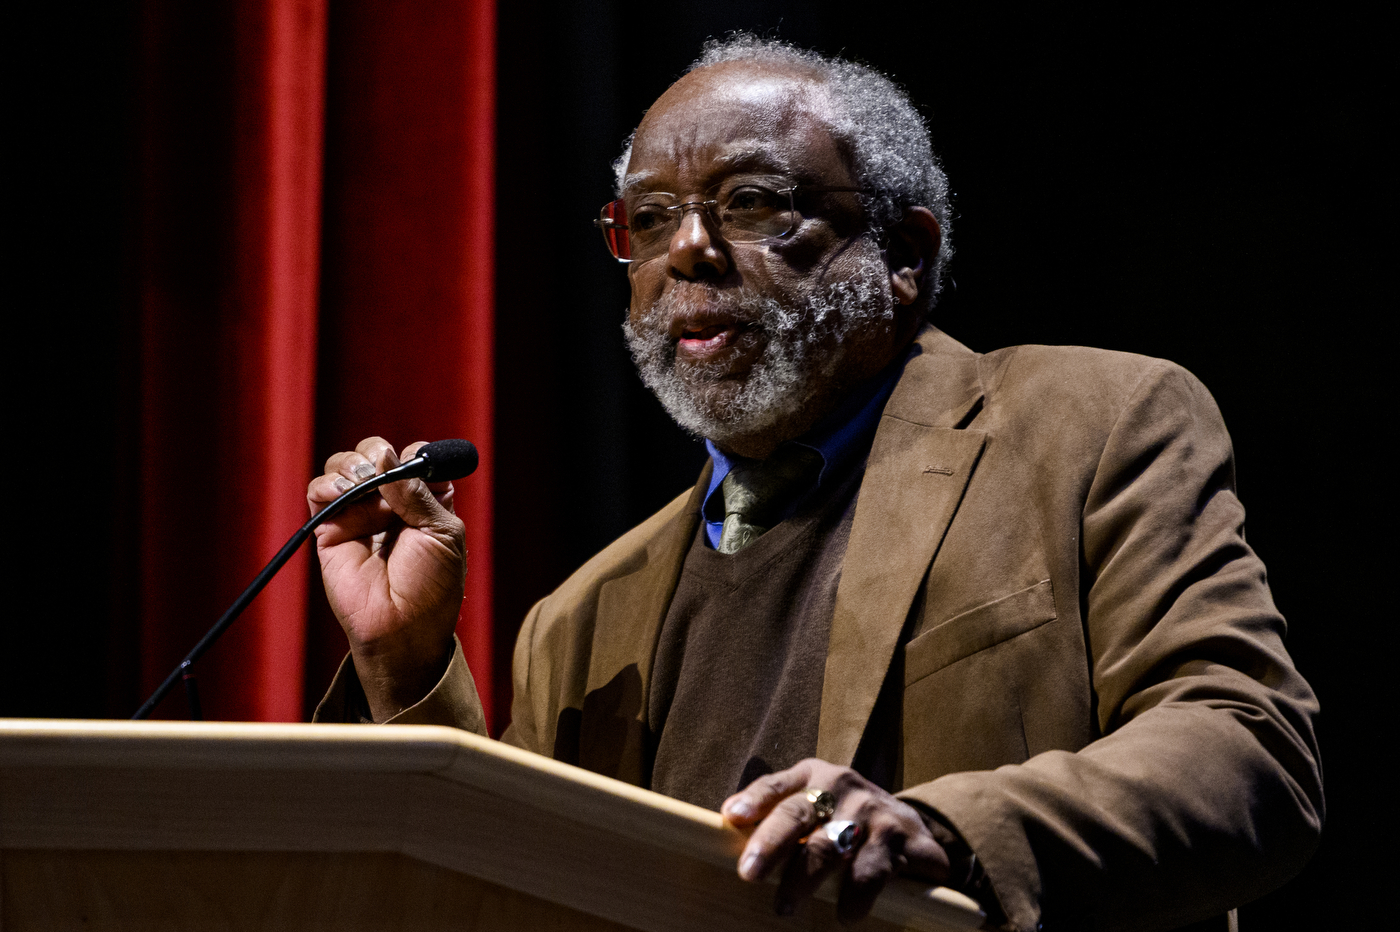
left=701, top=361, right=901, bottom=546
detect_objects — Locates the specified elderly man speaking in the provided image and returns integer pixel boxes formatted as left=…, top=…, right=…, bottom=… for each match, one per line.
left=309, top=36, right=1322, bottom=932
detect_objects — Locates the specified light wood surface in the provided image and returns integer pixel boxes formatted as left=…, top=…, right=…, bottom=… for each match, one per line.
left=0, top=719, right=985, bottom=932
left=3, top=850, right=638, bottom=932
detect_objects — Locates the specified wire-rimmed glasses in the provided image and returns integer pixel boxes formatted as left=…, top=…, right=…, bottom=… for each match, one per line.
left=595, top=181, right=868, bottom=263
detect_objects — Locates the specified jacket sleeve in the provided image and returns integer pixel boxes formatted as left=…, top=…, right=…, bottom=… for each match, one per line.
left=899, top=362, right=1323, bottom=932
left=312, top=634, right=488, bottom=736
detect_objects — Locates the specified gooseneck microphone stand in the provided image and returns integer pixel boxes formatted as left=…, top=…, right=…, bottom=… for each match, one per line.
left=132, top=439, right=478, bottom=721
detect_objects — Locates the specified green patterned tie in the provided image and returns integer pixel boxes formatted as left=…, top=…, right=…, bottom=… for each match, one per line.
left=716, top=445, right=824, bottom=554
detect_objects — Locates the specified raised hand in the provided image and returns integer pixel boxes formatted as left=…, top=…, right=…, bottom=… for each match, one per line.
left=308, top=437, right=466, bottom=721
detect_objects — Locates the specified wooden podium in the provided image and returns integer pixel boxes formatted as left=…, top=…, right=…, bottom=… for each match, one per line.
left=0, top=720, right=984, bottom=931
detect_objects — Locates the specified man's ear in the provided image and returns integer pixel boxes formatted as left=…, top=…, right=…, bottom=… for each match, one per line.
left=884, top=207, right=941, bottom=306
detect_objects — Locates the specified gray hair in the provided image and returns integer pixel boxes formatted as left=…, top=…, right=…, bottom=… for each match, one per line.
left=613, top=34, right=953, bottom=306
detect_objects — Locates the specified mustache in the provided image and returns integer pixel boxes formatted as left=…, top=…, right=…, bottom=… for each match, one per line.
left=642, top=284, right=803, bottom=343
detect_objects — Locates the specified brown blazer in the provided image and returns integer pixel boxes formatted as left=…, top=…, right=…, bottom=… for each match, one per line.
left=320, top=325, right=1322, bottom=932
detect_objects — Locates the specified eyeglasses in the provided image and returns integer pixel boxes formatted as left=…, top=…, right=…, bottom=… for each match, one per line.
left=594, top=181, right=868, bottom=263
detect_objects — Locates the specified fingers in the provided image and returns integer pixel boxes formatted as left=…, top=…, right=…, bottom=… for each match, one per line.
left=723, top=760, right=816, bottom=827
left=837, top=828, right=894, bottom=923
left=373, top=446, right=461, bottom=541
left=835, top=812, right=917, bottom=924
left=737, top=785, right=827, bottom=882
left=322, top=436, right=392, bottom=482
left=774, top=816, right=854, bottom=917
left=899, top=825, right=953, bottom=881
left=833, top=806, right=950, bottom=923
left=308, top=472, right=356, bottom=509
left=397, top=440, right=456, bottom=512
left=312, top=437, right=391, bottom=517
left=727, top=760, right=952, bottom=925
left=727, top=761, right=826, bottom=883
left=310, top=438, right=457, bottom=518
left=310, top=437, right=388, bottom=515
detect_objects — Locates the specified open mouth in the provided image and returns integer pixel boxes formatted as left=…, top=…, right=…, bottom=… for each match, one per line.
left=677, top=321, right=749, bottom=356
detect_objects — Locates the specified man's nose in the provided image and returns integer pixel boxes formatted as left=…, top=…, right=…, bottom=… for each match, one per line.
left=668, top=202, right=729, bottom=279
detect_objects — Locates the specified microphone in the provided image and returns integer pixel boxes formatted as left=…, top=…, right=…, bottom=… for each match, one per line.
left=343, top=438, right=479, bottom=501
left=132, top=439, right=479, bottom=721
left=407, top=437, right=479, bottom=480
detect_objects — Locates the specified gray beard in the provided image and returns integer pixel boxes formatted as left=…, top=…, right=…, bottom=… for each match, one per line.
left=622, top=254, right=895, bottom=448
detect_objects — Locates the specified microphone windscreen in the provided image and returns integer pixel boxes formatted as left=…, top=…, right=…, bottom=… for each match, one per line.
left=420, top=439, right=479, bottom=480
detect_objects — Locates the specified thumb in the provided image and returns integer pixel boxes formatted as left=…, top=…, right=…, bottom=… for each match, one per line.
left=376, top=447, right=462, bottom=539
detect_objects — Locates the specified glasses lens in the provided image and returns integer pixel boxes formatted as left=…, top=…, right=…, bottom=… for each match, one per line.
left=599, top=200, right=631, bottom=261
left=717, top=184, right=796, bottom=241
left=626, top=201, right=679, bottom=258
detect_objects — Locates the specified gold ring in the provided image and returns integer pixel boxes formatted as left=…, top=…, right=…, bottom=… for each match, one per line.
left=804, top=787, right=836, bottom=821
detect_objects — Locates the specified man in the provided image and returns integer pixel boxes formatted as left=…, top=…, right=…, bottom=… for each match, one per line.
left=310, top=36, right=1322, bottom=931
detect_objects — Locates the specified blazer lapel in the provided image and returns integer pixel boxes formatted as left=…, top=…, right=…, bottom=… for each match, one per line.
left=576, top=466, right=708, bottom=781
left=817, top=327, right=987, bottom=765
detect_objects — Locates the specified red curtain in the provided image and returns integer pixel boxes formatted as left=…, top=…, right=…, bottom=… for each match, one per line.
left=136, top=0, right=496, bottom=726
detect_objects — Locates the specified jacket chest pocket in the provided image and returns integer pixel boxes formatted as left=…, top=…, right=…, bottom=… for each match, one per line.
left=900, top=580, right=1058, bottom=783
left=904, top=579, right=1057, bottom=684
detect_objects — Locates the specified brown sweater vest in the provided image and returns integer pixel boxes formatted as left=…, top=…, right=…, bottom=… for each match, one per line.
left=645, top=460, right=866, bottom=812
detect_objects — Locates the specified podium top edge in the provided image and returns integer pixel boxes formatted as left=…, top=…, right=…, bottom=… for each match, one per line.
left=0, top=718, right=726, bottom=831
left=0, top=718, right=476, bottom=763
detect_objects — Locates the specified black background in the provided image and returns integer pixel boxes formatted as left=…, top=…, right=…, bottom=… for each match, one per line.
left=11, top=4, right=1387, bottom=928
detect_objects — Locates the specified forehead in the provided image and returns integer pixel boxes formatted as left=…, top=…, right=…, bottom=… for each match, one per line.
left=624, top=62, right=850, bottom=192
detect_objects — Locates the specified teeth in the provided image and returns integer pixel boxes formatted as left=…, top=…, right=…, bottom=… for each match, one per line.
left=684, top=324, right=727, bottom=340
